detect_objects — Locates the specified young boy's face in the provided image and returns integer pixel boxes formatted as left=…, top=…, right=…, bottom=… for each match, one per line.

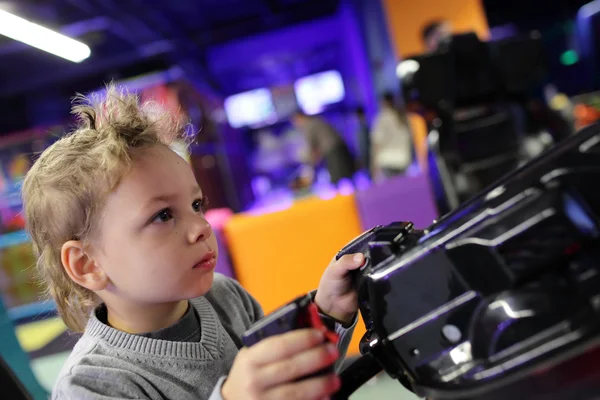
left=92, top=144, right=218, bottom=305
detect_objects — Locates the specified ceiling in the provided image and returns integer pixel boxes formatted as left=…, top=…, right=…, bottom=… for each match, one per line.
left=0, top=0, right=340, bottom=132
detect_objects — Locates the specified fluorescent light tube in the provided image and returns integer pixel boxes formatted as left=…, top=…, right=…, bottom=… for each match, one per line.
left=0, top=9, right=91, bottom=62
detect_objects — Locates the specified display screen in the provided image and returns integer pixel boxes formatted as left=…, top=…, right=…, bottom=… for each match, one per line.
left=224, top=88, right=278, bottom=128
left=294, top=70, right=345, bottom=115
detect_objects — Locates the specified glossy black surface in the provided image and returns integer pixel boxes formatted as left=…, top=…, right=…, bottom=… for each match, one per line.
left=349, top=123, right=600, bottom=399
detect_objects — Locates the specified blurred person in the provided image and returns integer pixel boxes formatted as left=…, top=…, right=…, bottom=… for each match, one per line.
left=422, top=19, right=453, bottom=53
left=292, top=111, right=356, bottom=185
left=22, top=85, right=363, bottom=400
left=252, top=129, right=287, bottom=174
left=371, top=93, right=414, bottom=181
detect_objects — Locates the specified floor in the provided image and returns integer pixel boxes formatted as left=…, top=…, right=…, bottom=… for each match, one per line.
left=349, top=373, right=418, bottom=399
left=18, top=317, right=418, bottom=399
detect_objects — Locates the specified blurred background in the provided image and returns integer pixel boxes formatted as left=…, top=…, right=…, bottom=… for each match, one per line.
left=0, top=0, right=599, bottom=398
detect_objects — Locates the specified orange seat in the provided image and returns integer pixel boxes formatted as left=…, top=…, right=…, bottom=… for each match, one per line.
left=224, top=194, right=367, bottom=355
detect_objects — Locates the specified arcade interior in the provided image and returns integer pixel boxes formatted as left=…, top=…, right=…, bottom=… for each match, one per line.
left=0, top=0, right=600, bottom=398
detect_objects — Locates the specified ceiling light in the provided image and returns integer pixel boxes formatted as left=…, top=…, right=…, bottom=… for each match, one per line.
left=0, top=9, right=91, bottom=62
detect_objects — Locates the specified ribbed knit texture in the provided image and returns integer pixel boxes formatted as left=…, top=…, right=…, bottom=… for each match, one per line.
left=84, top=297, right=220, bottom=360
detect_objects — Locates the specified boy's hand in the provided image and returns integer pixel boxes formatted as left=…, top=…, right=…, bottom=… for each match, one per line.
left=314, top=253, right=365, bottom=326
left=222, top=329, right=340, bottom=400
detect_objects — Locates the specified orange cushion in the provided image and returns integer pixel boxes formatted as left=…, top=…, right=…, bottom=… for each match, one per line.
left=224, top=194, right=367, bottom=355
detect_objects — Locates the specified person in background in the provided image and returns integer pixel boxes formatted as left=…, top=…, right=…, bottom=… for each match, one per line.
left=422, top=19, right=453, bottom=53
left=355, top=107, right=371, bottom=177
left=371, top=93, right=413, bottom=181
left=292, top=111, right=356, bottom=185
left=22, top=85, right=363, bottom=400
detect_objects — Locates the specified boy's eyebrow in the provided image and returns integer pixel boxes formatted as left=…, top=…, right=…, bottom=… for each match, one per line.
left=141, top=186, right=203, bottom=213
left=192, top=185, right=203, bottom=197
left=140, top=194, right=176, bottom=213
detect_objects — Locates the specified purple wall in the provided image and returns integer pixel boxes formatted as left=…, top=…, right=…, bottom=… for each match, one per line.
left=351, top=0, right=400, bottom=117
left=205, top=6, right=376, bottom=111
left=205, top=5, right=380, bottom=191
left=207, top=16, right=341, bottom=74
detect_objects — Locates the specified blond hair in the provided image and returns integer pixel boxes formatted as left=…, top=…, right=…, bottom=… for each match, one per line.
left=22, top=84, right=187, bottom=332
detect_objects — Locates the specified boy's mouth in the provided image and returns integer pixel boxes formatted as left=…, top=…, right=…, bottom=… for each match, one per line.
left=193, top=251, right=216, bottom=270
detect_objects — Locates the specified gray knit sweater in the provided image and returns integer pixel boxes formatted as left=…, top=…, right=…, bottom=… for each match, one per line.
left=52, top=273, right=356, bottom=399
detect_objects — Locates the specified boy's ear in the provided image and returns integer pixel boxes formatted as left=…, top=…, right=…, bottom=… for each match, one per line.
left=61, top=240, right=108, bottom=291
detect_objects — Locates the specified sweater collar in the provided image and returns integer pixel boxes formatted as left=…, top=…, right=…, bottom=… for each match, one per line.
left=84, top=297, right=222, bottom=360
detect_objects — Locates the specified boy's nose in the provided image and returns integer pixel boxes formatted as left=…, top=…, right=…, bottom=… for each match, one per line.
left=188, top=215, right=212, bottom=244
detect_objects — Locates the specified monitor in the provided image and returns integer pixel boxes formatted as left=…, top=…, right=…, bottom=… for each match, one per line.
left=224, top=88, right=277, bottom=128
left=294, top=70, right=345, bottom=115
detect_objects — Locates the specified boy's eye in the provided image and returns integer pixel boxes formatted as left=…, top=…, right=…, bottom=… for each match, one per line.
left=152, top=208, right=173, bottom=223
left=192, top=197, right=208, bottom=213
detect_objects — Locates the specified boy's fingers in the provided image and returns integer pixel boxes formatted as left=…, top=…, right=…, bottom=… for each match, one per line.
left=264, top=374, right=341, bottom=400
left=258, top=343, right=338, bottom=388
left=248, top=329, right=325, bottom=366
left=336, top=253, right=365, bottom=271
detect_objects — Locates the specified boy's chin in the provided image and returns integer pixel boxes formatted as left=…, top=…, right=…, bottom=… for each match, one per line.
left=183, top=271, right=215, bottom=299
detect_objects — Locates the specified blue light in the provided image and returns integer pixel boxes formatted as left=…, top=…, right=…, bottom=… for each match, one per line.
left=563, top=193, right=599, bottom=238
